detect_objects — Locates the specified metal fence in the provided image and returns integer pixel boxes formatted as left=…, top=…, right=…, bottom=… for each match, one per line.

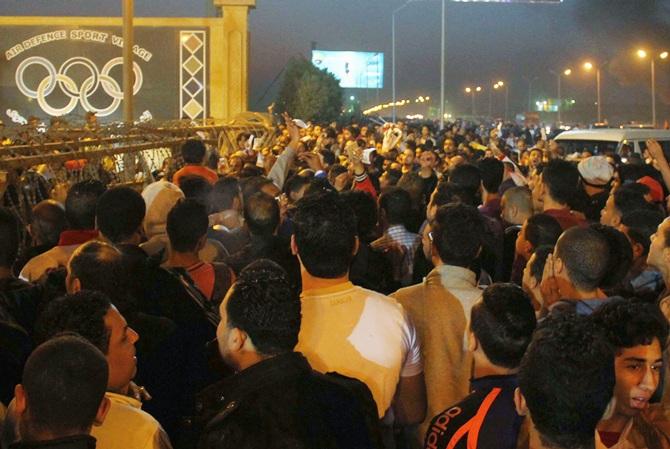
left=0, top=112, right=277, bottom=230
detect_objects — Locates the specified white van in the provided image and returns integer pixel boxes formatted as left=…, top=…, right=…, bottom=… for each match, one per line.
left=554, top=129, right=670, bottom=157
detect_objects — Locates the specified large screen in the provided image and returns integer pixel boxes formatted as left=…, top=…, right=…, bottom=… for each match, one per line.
left=312, top=50, right=384, bottom=89
left=451, top=0, right=561, bottom=2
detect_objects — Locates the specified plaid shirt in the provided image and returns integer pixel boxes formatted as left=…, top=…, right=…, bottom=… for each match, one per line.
left=371, top=224, right=421, bottom=285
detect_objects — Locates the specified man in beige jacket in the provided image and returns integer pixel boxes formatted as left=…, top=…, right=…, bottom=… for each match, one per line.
left=392, top=203, right=485, bottom=445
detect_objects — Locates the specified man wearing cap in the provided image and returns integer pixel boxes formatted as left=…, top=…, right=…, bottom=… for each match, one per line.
left=577, top=156, right=614, bottom=222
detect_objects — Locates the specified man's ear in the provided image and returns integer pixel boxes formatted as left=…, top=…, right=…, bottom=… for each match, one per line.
left=467, top=328, right=478, bottom=353
left=93, top=396, right=111, bottom=426
left=196, top=234, right=208, bottom=252
left=229, top=327, right=247, bottom=353
left=68, top=276, right=82, bottom=294
left=631, top=242, right=644, bottom=260
left=290, top=234, right=298, bottom=256
left=514, top=388, right=528, bottom=417
left=14, top=384, right=26, bottom=416
left=553, top=255, right=565, bottom=278
left=510, top=205, right=519, bottom=220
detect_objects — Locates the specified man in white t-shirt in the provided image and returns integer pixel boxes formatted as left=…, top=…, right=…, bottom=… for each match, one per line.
left=292, top=191, right=426, bottom=424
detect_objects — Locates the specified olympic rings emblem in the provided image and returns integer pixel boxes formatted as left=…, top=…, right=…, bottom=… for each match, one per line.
left=15, top=56, right=144, bottom=117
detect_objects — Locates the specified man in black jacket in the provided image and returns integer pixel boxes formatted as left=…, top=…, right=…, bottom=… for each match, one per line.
left=197, top=259, right=380, bottom=449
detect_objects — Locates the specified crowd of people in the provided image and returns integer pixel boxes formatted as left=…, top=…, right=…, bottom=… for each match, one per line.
left=2, top=111, right=670, bottom=449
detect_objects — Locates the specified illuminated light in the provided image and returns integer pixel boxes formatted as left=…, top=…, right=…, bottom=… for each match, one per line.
left=497, top=81, right=504, bottom=86
left=637, top=49, right=648, bottom=59
left=564, top=68, right=572, bottom=76
left=476, top=86, right=482, bottom=92
left=350, top=96, right=356, bottom=101
left=465, top=87, right=472, bottom=93
left=494, top=84, right=500, bottom=89
left=583, top=62, right=594, bottom=71
left=661, top=51, right=669, bottom=60
left=425, top=96, right=430, bottom=100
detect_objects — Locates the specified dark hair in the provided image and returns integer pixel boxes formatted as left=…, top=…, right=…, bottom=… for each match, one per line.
left=181, top=139, right=206, bottom=164
left=379, top=187, right=412, bottom=227
left=541, top=159, right=579, bottom=205
left=36, top=291, right=112, bottom=354
left=518, top=313, right=615, bottom=449
left=293, top=191, right=357, bottom=278
left=21, top=335, right=108, bottom=436
left=95, top=187, right=145, bottom=244
left=284, top=174, right=313, bottom=199
left=430, top=181, right=475, bottom=208
left=0, top=207, right=19, bottom=268
left=244, top=192, right=279, bottom=236
left=592, top=298, right=669, bottom=351
left=382, top=169, right=402, bottom=187
left=320, top=149, right=336, bottom=166
left=529, top=245, right=554, bottom=283
left=470, top=283, right=536, bottom=368
left=448, top=164, right=481, bottom=199
left=30, top=200, right=67, bottom=247
left=166, top=198, right=208, bottom=253
left=226, top=259, right=301, bottom=356
left=612, top=184, right=653, bottom=216
left=477, top=158, right=504, bottom=194
left=340, top=190, right=377, bottom=242
left=240, top=176, right=276, bottom=202
left=179, top=175, right=213, bottom=206
left=431, top=203, right=484, bottom=267
left=621, top=209, right=665, bottom=255
left=555, top=227, right=610, bottom=291
left=68, top=241, right=132, bottom=314
left=524, top=214, right=563, bottom=250
left=210, top=176, right=240, bottom=212
left=589, top=224, right=633, bottom=290
left=65, top=180, right=107, bottom=230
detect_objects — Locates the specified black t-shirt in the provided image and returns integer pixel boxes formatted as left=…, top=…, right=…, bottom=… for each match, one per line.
left=424, top=375, right=522, bottom=449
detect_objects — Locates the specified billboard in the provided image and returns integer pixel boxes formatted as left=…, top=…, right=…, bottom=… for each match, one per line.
left=450, top=0, right=561, bottom=2
left=312, top=50, right=384, bottom=89
left=1, top=25, right=210, bottom=121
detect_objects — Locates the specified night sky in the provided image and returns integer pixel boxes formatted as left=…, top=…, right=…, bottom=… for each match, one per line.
left=3, top=0, right=670, bottom=123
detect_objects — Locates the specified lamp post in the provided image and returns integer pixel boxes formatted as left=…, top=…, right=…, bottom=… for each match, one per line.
left=393, top=0, right=443, bottom=125
left=439, top=0, right=446, bottom=130
left=550, top=68, right=571, bottom=124
left=494, top=80, right=508, bottom=122
left=522, top=76, right=538, bottom=113
left=583, top=61, right=602, bottom=123
left=465, top=86, right=481, bottom=116
left=122, top=0, right=134, bottom=123
left=637, top=49, right=668, bottom=127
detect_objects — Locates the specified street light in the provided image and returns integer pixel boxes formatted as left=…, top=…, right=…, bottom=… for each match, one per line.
left=583, top=61, right=602, bottom=123
left=465, top=87, right=481, bottom=116
left=550, top=68, right=572, bottom=124
left=637, top=49, right=668, bottom=127
left=493, top=80, right=509, bottom=121
left=392, top=0, right=437, bottom=123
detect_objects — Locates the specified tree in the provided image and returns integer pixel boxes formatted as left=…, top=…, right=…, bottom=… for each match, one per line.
left=276, top=57, right=343, bottom=123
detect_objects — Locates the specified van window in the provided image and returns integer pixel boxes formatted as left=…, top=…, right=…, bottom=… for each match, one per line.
left=557, top=140, right=619, bottom=156
left=638, top=140, right=670, bottom=160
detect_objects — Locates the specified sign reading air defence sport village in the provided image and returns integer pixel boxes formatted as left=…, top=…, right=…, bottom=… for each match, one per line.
left=1, top=26, right=210, bottom=120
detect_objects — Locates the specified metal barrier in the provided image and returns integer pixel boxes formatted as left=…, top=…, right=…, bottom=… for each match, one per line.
left=0, top=113, right=278, bottom=230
